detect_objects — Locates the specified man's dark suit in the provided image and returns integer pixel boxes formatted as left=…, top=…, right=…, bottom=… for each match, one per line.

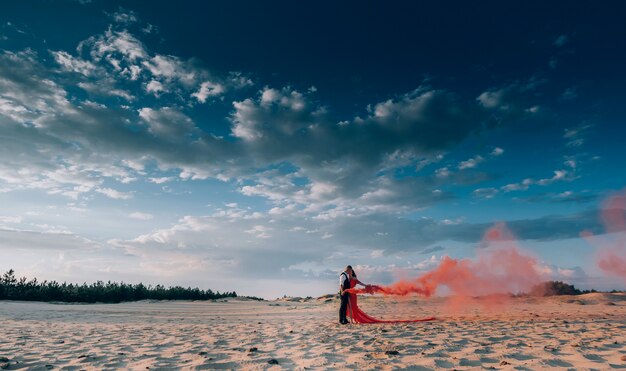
left=339, top=271, right=350, bottom=323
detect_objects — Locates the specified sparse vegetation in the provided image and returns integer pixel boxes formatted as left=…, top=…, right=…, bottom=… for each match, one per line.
left=528, top=280, right=602, bottom=296
left=243, top=295, right=266, bottom=301
left=0, top=269, right=236, bottom=303
left=530, top=281, right=581, bottom=296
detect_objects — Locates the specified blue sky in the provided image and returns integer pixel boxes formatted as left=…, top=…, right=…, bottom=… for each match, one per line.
left=1, top=1, right=625, bottom=298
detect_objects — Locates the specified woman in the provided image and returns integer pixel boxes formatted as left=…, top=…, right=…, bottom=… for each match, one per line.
left=346, top=270, right=436, bottom=324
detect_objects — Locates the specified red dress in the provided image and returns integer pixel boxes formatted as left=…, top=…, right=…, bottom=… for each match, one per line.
left=346, top=279, right=435, bottom=324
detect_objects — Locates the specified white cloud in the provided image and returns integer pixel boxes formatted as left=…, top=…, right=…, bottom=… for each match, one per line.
left=192, top=81, right=225, bottom=103
left=228, top=71, right=254, bottom=88
left=0, top=215, right=23, bottom=224
left=142, top=55, right=195, bottom=84
left=51, top=51, right=97, bottom=76
left=440, top=217, right=465, bottom=225
left=0, top=25, right=550, bottom=236
left=477, top=79, right=545, bottom=114
left=138, top=107, right=195, bottom=138
left=148, top=177, right=174, bottom=184
left=435, top=167, right=450, bottom=178
left=525, top=105, right=540, bottom=114
left=129, top=212, right=154, bottom=220
left=71, top=25, right=242, bottom=105
left=244, top=225, right=272, bottom=239
left=473, top=187, right=498, bottom=199
left=77, top=81, right=134, bottom=101
left=477, top=89, right=506, bottom=109
left=86, top=28, right=148, bottom=63
left=536, top=170, right=567, bottom=185
left=145, top=79, right=166, bottom=96
left=96, top=188, right=133, bottom=200
left=109, top=8, right=138, bottom=25
left=502, top=170, right=570, bottom=192
left=564, top=158, right=577, bottom=169
left=458, top=155, right=484, bottom=170
left=502, top=178, right=534, bottom=192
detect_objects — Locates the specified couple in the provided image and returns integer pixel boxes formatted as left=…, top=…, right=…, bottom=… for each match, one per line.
left=338, top=265, right=436, bottom=324
left=339, top=265, right=378, bottom=324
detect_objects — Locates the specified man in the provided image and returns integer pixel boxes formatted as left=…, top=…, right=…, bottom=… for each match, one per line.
left=339, top=265, right=353, bottom=324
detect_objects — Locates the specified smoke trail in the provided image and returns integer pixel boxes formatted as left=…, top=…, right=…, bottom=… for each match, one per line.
left=349, top=223, right=543, bottom=300
left=595, top=190, right=626, bottom=280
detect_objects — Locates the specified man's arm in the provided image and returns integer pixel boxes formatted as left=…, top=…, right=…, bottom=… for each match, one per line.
left=339, top=273, right=346, bottom=294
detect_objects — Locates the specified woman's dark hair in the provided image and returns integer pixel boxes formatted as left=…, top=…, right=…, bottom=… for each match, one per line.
left=351, top=270, right=357, bottom=278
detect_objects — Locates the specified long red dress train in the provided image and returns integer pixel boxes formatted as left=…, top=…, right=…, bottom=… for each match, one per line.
left=345, top=279, right=435, bottom=324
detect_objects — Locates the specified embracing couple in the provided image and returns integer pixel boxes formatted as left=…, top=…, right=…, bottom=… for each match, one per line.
left=338, top=265, right=369, bottom=324
left=338, top=265, right=437, bottom=324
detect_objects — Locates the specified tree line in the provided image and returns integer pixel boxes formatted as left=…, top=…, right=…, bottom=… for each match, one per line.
left=0, top=269, right=237, bottom=303
left=527, top=280, right=623, bottom=296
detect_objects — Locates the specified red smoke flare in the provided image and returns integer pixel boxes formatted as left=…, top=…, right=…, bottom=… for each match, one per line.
left=348, top=223, right=543, bottom=303
left=596, top=190, right=626, bottom=280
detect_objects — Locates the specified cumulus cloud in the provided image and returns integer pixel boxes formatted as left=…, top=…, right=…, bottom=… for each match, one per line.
left=227, top=85, right=490, bottom=214
left=145, top=79, right=166, bottom=95
left=0, top=45, right=242, bottom=200
left=1, top=21, right=522, bottom=219
left=232, top=86, right=483, bottom=156
left=85, top=28, right=147, bottom=63
left=68, top=24, right=240, bottom=104
left=0, top=8, right=614, bottom=297
left=51, top=51, right=97, bottom=76
left=191, top=81, right=225, bottom=103
left=0, top=20, right=591, bottom=284
left=138, top=107, right=196, bottom=139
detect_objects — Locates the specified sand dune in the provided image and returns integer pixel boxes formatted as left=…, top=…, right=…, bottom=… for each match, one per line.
left=1, top=293, right=625, bottom=370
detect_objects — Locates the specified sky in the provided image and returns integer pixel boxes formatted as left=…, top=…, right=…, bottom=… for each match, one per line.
left=1, top=1, right=625, bottom=298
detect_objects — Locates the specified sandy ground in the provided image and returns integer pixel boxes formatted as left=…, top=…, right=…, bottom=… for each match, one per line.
left=1, top=293, right=625, bottom=370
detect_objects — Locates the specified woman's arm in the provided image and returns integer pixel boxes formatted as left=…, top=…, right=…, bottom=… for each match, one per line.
left=355, top=278, right=368, bottom=287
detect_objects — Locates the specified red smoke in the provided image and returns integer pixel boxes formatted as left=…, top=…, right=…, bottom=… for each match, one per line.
left=348, top=223, right=543, bottom=303
left=595, top=190, right=626, bottom=280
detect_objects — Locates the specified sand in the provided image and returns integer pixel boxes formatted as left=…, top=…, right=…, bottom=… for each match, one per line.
left=1, top=293, right=625, bottom=370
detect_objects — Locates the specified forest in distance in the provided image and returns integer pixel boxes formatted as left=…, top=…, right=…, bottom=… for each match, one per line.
left=0, top=269, right=237, bottom=303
